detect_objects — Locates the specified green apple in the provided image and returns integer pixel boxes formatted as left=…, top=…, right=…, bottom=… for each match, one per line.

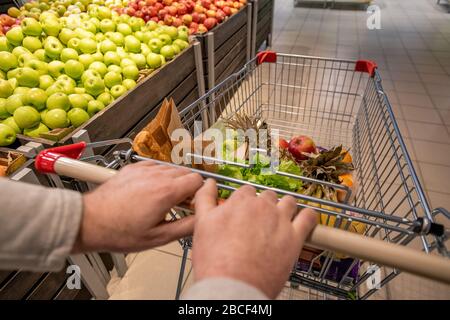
left=148, top=38, right=163, bottom=54
left=44, top=37, right=63, bottom=59
left=68, top=108, right=89, bottom=127
left=23, top=122, right=49, bottom=137
left=48, top=60, right=65, bottom=78
left=0, top=36, right=12, bottom=52
left=103, top=71, right=122, bottom=88
left=110, top=84, right=127, bottom=99
left=119, top=14, right=131, bottom=24
left=172, top=44, right=180, bottom=55
left=173, top=39, right=188, bottom=50
left=91, top=51, right=103, bottom=62
left=15, top=67, right=40, bottom=87
left=124, top=35, right=141, bottom=53
left=54, top=79, right=75, bottom=95
left=59, top=28, right=76, bottom=45
left=96, top=91, right=113, bottom=106
left=87, top=99, right=104, bottom=116
left=45, top=83, right=65, bottom=96
left=107, top=64, right=122, bottom=74
left=79, top=38, right=97, bottom=54
left=14, top=87, right=30, bottom=96
left=78, top=53, right=95, bottom=69
left=178, top=31, right=189, bottom=42
left=7, top=78, right=18, bottom=90
left=28, top=88, right=48, bottom=110
left=13, top=106, right=40, bottom=129
left=0, top=123, right=16, bottom=146
left=164, top=26, right=178, bottom=40
left=146, top=20, right=158, bottom=31
left=74, top=27, right=95, bottom=40
left=81, top=69, right=101, bottom=83
left=17, top=53, right=36, bottom=67
left=39, top=11, right=59, bottom=23
left=0, top=79, right=13, bottom=98
left=103, top=51, right=120, bottom=66
left=95, top=32, right=105, bottom=42
left=0, top=52, right=18, bottom=73
left=34, top=48, right=50, bottom=62
left=6, top=26, right=24, bottom=46
left=67, top=38, right=81, bottom=52
left=160, top=45, right=175, bottom=61
left=83, top=93, right=94, bottom=102
left=122, top=65, right=139, bottom=80
left=134, top=31, right=144, bottom=42
left=44, top=109, right=69, bottom=129
left=120, top=58, right=136, bottom=69
left=12, top=46, right=31, bottom=58
left=0, top=98, right=8, bottom=119
left=21, top=18, right=42, bottom=37
left=100, top=39, right=117, bottom=54
left=64, top=59, right=85, bottom=80
left=130, top=53, right=146, bottom=69
left=39, top=75, right=54, bottom=90
left=74, top=87, right=86, bottom=94
left=84, top=77, right=105, bottom=96
left=122, top=79, right=136, bottom=90
left=129, top=17, right=145, bottom=32
left=99, top=19, right=115, bottom=33
left=68, top=93, right=88, bottom=110
left=158, top=34, right=172, bottom=46
left=116, top=47, right=128, bottom=59
left=46, top=92, right=70, bottom=111
left=109, top=32, right=124, bottom=46
left=60, top=48, right=79, bottom=62
left=2, top=116, right=21, bottom=134
left=42, top=18, right=62, bottom=37
left=117, top=23, right=132, bottom=36
left=22, top=36, right=42, bottom=52
left=5, top=94, right=24, bottom=114
left=146, top=52, right=162, bottom=69
left=24, top=59, right=48, bottom=76
left=140, top=43, right=151, bottom=56
left=0, top=70, right=4, bottom=80
left=97, top=6, right=111, bottom=20
left=89, top=61, right=108, bottom=77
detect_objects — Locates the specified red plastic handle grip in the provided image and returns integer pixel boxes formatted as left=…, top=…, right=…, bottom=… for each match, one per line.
left=257, top=51, right=277, bottom=64
left=355, top=60, right=378, bottom=77
left=35, top=142, right=87, bottom=174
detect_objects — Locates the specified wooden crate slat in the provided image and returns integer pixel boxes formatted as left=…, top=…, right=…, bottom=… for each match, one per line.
left=26, top=269, right=68, bottom=300
left=0, top=271, right=46, bottom=299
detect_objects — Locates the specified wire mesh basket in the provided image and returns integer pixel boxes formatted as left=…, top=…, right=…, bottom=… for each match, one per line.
left=175, top=51, right=449, bottom=299
left=34, top=51, right=449, bottom=300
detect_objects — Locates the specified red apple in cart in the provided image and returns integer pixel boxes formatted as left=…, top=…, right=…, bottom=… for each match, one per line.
left=148, top=6, right=157, bottom=16
left=206, top=9, right=216, bottom=18
left=203, top=17, right=217, bottom=30
left=198, top=13, right=206, bottom=23
left=167, top=6, right=177, bottom=15
left=197, top=23, right=208, bottom=33
left=186, top=1, right=194, bottom=12
left=182, top=14, right=193, bottom=25
left=178, top=4, right=187, bottom=15
left=190, top=21, right=198, bottom=29
left=279, top=139, right=289, bottom=149
left=155, top=2, right=164, bottom=10
left=158, top=8, right=168, bottom=19
left=135, top=10, right=144, bottom=18
left=288, top=136, right=316, bottom=161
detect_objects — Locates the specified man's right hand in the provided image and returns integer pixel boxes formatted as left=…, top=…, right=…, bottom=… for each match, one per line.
left=192, top=179, right=317, bottom=299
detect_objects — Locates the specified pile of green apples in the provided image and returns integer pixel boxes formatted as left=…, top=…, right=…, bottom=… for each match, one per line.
left=0, top=5, right=189, bottom=147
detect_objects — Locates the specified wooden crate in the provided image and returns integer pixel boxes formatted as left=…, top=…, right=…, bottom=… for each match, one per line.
left=194, top=5, right=251, bottom=90
left=251, top=0, right=274, bottom=52
left=14, top=44, right=200, bottom=151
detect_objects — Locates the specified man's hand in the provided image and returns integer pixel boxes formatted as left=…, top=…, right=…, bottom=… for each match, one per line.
left=72, top=161, right=203, bottom=253
left=192, top=179, right=317, bottom=299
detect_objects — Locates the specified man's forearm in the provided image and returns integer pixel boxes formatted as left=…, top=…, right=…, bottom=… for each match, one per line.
left=0, top=178, right=83, bottom=271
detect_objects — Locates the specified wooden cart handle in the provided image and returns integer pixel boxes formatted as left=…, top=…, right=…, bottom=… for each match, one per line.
left=44, top=157, right=450, bottom=285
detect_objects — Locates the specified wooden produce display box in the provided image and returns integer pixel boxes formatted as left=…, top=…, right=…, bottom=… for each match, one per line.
left=251, top=0, right=274, bottom=51
left=15, top=44, right=200, bottom=152
left=194, top=5, right=251, bottom=90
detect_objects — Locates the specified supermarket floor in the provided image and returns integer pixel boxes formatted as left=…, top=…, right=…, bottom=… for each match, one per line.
left=106, top=0, right=450, bottom=300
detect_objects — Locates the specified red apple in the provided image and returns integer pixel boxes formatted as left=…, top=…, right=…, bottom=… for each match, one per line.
left=126, top=7, right=137, bottom=15
left=172, top=17, right=182, bottom=27
left=206, top=9, right=216, bottom=18
left=164, top=14, right=174, bottom=25
left=135, top=10, right=144, bottom=18
left=146, top=0, right=157, bottom=5
left=279, top=139, right=289, bottom=149
left=194, top=4, right=205, bottom=13
left=192, top=12, right=200, bottom=23
left=210, top=4, right=217, bottom=10
left=154, top=2, right=164, bottom=10
left=163, top=0, right=173, bottom=5
left=216, top=0, right=225, bottom=7
left=230, top=7, right=238, bottom=14
left=190, top=21, right=198, bottom=29
left=151, top=16, right=159, bottom=22
left=201, top=0, right=211, bottom=9
left=288, top=136, right=316, bottom=161
left=158, top=8, right=168, bottom=19
left=203, top=17, right=217, bottom=30
left=239, top=0, right=246, bottom=3
left=198, top=13, right=206, bottom=23
left=216, top=9, right=225, bottom=22
left=197, top=23, right=208, bottom=33
left=182, top=14, right=193, bottom=25
left=167, top=5, right=177, bottom=15
left=138, top=0, right=146, bottom=9
left=222, top=6, right=231, bottom=15
left=177, top=4, right=187, bottom=15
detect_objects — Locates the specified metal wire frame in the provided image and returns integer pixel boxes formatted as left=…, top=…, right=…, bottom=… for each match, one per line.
left=174, top=52, right=449, bottom=299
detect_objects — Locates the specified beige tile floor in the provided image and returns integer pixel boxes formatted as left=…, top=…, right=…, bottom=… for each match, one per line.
left=107, top=0, right=450, bottom=300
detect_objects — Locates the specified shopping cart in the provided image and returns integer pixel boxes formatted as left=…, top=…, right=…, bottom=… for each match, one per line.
left=34, top=51, right=450, bottom=300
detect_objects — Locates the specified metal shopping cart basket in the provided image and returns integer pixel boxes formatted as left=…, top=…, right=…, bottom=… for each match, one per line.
left=34, top=51, right=450, bottom=300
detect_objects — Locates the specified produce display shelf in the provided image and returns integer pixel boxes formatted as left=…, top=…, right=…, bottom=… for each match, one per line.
left=13, top=44, right=201, bottom=152
left=194, top=4, right=252, bottom=90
